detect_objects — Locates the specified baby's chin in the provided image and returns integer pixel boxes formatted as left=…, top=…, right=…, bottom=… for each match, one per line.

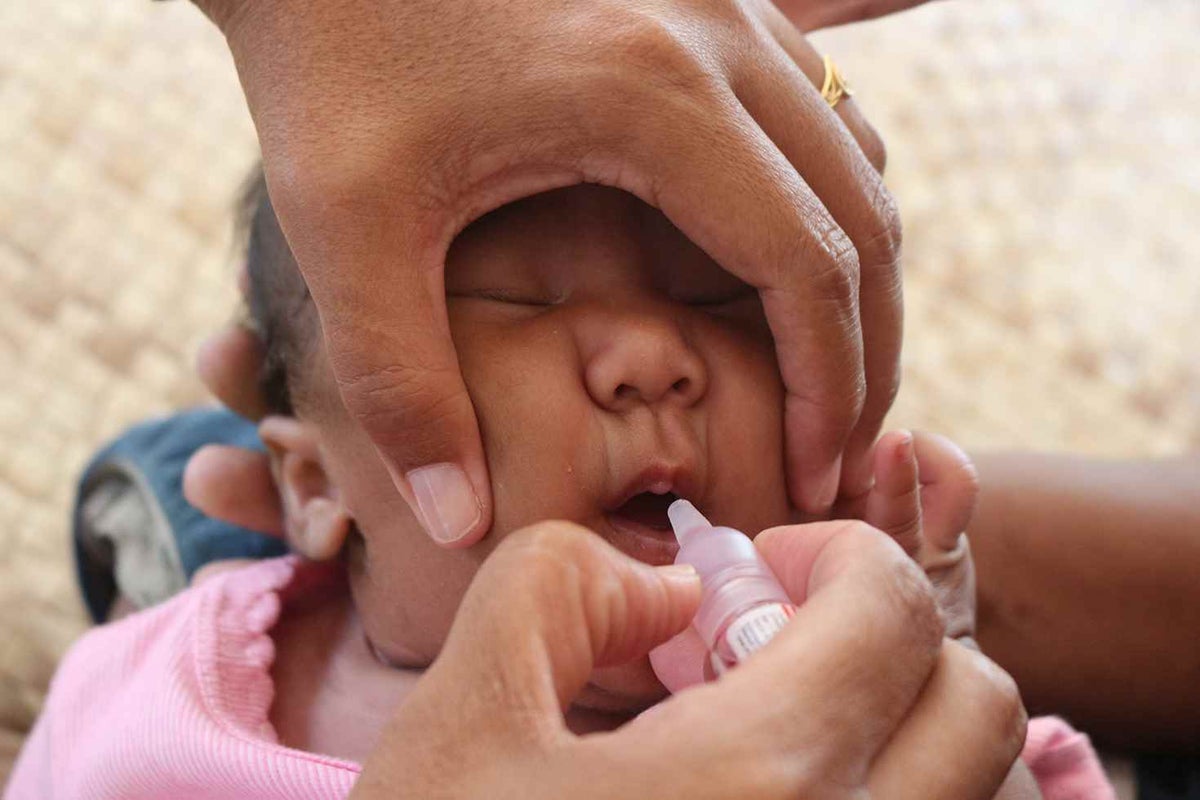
left=571, top=658, right=670, bottom=723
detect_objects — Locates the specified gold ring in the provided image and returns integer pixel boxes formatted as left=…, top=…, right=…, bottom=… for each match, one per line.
left=820, top=55, right=854, bottom=109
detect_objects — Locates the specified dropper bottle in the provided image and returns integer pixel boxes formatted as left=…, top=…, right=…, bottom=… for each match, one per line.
left=668, top=499, right=796, bottom=677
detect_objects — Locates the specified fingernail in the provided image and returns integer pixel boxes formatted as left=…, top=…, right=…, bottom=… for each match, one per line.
left=656, top=564, right=699, bottom=585
left=897, top=430, right=914, bottom=460
left=406, top=463, right=482, bottom=545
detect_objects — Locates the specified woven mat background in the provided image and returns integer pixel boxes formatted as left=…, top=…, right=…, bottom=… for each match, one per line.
left=1, top=0, right=1197, bottom=779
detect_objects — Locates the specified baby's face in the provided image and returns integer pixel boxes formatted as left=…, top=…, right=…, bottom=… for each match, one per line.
left=303, top=185, right=790, bottom=714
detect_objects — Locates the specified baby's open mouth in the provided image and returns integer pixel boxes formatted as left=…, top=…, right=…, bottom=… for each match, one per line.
left=611, top=490, right=679, bottom=532
left=600, top=460, right=700, bottom=566
left=602, top=488, right=683, bottom=566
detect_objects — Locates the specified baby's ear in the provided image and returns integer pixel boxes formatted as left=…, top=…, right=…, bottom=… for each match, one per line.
left=258, top=415, right=351, bottom=562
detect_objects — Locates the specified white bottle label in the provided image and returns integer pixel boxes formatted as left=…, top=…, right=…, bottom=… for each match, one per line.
left=724, top=602, right=796, bottom=662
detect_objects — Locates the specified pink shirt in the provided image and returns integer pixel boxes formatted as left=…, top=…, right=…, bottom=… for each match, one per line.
left=6, top=558, right=1113, bottom=799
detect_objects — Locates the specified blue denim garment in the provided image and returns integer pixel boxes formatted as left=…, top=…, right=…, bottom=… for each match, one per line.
left=73, top=407, right=287, bottom=623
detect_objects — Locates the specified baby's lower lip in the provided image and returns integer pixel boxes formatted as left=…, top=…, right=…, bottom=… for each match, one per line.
left=602, top=514, right=680, bottom=566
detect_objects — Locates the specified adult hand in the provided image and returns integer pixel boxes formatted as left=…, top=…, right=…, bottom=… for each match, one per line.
left=188, top=0, right=907, bottom=547
left=350, top=520, right=1025, bottom=799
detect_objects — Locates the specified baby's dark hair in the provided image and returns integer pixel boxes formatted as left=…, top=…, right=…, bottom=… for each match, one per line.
left=236, top=167, right=315, bottom=416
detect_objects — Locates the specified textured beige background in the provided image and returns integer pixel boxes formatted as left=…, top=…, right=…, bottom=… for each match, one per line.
left=1, top=0, right=1198, bottom=779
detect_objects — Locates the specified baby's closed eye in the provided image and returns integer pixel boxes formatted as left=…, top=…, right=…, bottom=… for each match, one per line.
left=448, top=286, right=563, bottom=307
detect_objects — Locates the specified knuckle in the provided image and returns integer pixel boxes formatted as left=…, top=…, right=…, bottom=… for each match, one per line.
left=904, top=581, right=945, bottom=649
left=492, top=524, right=593, bottom=607
left=629, top=20, right=687, bottom=65
left=880, top=187, right=904, bottom=256
left=265, top=146, right=370, bottom=222
left=608, top=11, right=718, bottom=95
left=499, top=521, right=637, bottom=659
left=847, top=521, right=944, bottom=645
left=841, top=517, right=884, bottom=547
left=735, top=762, right=799, bottom=800
left=503, top=521, right=598, bottom=572
left=809, top=222, right=861, bottom=307
left=965, top=652, right=1028, bottom=752
left=858, top=182, right=903, bottom=275
left=339, top=360, right=463, bottom=452
left=692, top=748, right=799, bottom=800
left=794, top=366, right=866, bottom=434
left=848, top=370, right=869, bottom=421
left=499, top=522, right=615, bottom=595
left=856, top=361, right=901, bottom=438
left=876, top=367, right=902, bottom=415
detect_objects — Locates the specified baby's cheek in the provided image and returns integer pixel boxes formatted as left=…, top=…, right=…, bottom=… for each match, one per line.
left=704, top=328, right=790, bottom=530
left=311, top=412, right=483, bottom=665
left=454, top=319, right=601, bottom=528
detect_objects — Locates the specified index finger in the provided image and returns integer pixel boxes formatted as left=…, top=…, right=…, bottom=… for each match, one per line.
left=636, top=101, right=867, bottom=514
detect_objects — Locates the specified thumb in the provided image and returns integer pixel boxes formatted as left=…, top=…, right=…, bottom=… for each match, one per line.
left=315, top=266, right=494, bottom=549
left=364, top=523, right=700, bottom=783
left=259, top=165, right=493, bottom=550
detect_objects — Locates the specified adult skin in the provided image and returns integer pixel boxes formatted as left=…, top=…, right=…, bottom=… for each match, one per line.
left=186, top=0, right=923, bottom=547
left=192, top=331, right=1200, bottom=758
left=972, top=453, right=1200, bottom=753
left=183, top=430, right=1027, bottom=796
left=346, top=520, right=1026, bottom=799
left=184, top=288, right=1028, bottom=798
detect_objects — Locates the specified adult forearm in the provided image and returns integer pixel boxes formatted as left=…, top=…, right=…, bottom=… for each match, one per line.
left=970, top=452, right=1200, bottom=752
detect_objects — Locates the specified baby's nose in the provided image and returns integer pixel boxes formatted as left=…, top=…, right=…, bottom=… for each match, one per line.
left=582, top=314, right=707, bottom=412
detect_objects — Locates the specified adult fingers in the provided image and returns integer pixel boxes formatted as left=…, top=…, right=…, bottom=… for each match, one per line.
left=742, top=15, right=904, bottom=501
left=757, top=7, right=888, bottom=173
left=195, top=324, right=270, bottom=421
left=362, top=521, right=701, bottom=787
left=745, top=521, right=941, bottom=756
left=640, top=85, right=865, bottom=514
left=183, top=444, right=284, bottom=536
left=641, top=522, right=1005, bottom=799
left=867, top=638, right=1028, bottom=800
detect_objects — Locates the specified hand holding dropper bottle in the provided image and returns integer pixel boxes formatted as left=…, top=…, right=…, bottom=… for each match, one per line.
left=668, top=500, right=797, bottom=677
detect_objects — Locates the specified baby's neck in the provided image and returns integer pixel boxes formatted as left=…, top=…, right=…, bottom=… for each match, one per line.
left=269, top=583, right=417, bottom=761
left=268, top=580, right=637, bottom=763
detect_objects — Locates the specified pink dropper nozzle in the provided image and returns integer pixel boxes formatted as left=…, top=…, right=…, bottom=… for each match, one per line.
left=667, top=499, right=710, bottom=546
